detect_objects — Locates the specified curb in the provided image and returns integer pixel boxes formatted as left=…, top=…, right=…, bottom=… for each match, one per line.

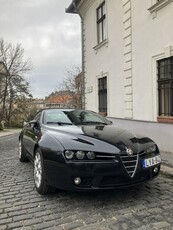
left=0, top=129, right=20, bottom=137
left=160, top=165, right=173, bottom=179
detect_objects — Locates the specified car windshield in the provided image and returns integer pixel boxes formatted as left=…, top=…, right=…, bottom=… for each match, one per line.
left=65, top=110, right=109, bottom=125
left=43, top=109, right=109, bottom=126
left=44, top=110, right=73, bottom=125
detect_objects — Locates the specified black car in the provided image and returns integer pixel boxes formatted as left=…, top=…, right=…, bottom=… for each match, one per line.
left=19, top=108, right=161, bottom=194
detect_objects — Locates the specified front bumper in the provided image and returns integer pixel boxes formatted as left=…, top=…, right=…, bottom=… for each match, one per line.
left=43, top=154, right=161, bottom=191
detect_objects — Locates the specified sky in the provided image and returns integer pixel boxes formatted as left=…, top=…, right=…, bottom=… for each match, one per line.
left=0, top=0, right=81, bottom=98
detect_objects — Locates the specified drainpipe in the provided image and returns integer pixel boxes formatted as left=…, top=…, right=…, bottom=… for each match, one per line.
left=72, top=1, right=85, bottom=109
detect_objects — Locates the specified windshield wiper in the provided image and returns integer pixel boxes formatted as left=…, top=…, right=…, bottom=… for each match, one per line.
left=46, top=122, right=72, bottom=125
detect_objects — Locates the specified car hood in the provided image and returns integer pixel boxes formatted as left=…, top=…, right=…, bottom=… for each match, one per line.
left=43, top=124, right=154, bottom=153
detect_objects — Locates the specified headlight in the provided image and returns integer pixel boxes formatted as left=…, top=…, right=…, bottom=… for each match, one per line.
left=76, top=151, right=85, bottom=159
left=64, top=150, right=96, bottom=160
left=86, top=151, right=95, bottom=159
left=145, top=145, right=157, bottom=154
left=65, top=150, right=74, bottom=159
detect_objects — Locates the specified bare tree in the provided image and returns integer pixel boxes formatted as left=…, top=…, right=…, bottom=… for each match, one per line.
left=57, top=66, right=83, bottom=108
left=0, top=38, right=32, bottom=126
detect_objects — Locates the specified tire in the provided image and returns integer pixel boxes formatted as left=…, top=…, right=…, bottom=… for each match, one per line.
left=34, top=148, right=56, bottom=194
left=19, top=139, right=29, bottom=162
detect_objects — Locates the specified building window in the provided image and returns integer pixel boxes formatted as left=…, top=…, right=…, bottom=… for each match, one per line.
left=158, top=56, right=173, bottom=117
left=97, top=1, right=106, bottom=44
left=98, top=76, right=107, bottom=114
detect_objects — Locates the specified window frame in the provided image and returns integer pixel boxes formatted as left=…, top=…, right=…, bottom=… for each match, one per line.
left=96, top=1, right=106, bottom=44
left=98, top=76, right=107, bottom=115
left=157, top=56, right=173, bottom=118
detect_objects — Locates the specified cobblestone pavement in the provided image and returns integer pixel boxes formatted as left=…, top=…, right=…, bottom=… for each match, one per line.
left=0, top=134, right=173, bottom=230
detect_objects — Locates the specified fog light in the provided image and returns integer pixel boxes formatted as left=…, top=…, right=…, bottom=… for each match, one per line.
left=74, top=177, right=81, bottom=185
left=76, top=151, right=85, bottom=159
left=153, top=167, right=158, bottom=173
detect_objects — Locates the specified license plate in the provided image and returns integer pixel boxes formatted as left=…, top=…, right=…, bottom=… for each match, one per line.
left=142, top=155, right=161, bottom=169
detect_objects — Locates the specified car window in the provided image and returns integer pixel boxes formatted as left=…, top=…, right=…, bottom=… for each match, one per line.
left=34, top=112, right=41, bottom=123
left=44, top=110, right=72, bottom=124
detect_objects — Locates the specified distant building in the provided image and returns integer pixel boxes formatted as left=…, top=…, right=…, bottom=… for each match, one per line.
left=28, top=98, right=45, bottom=109
left=45, top=91, right=73, bottom=108
left=27, top=90, right=78, bottom=110
left=67, top=0, right=173, bottom=153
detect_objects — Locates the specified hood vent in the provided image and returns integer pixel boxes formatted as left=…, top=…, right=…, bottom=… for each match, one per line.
left=120, top=152, right=138, bottom=178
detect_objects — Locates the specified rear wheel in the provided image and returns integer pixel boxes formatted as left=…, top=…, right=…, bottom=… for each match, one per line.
left=19, top=139, right=29, bottom=162
left=34, top=148, right=56, bottom=194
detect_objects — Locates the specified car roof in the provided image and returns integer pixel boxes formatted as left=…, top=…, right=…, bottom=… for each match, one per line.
left=35, top=108, right=97, bottom=117
left=37, top=108, right=74, bottom=113
left=43, top=108, right=74, bottom=111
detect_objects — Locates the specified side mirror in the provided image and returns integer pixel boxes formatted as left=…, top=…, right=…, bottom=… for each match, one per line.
left=29, top=120, right=40, bottom=130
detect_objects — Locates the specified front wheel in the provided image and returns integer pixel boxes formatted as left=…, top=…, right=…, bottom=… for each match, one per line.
left=34, top=148, right=56, bottom=194
left=19, top=139, right=29, bottom=162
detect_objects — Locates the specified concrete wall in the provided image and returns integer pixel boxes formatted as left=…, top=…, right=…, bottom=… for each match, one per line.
left=79, top=0, right=124, bottom=117
left=79, top=0, right=173, bottom=119
left=132, top=0, right=173, bottom=121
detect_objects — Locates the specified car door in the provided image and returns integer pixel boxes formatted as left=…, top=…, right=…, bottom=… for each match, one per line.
left=23, top=111, right=42, bottom=158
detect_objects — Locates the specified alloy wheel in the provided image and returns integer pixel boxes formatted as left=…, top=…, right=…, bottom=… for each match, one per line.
left=34, top=151, right=42, bottom=189
left=18, top=140, right=22, bottom=160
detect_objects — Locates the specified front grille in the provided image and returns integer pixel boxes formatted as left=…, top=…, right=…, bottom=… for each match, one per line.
left=100, top=171, right=149, bottom=187
left=120, top=152, right=138, bottom=178
left=95, top=153, right=116, bottom=160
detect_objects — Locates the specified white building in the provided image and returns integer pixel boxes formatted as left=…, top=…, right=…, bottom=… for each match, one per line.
left=66, top=0, right=173, bottom=153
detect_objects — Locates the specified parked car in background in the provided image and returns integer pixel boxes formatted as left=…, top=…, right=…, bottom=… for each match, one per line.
left=19, top=108, right=161, bottom=194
